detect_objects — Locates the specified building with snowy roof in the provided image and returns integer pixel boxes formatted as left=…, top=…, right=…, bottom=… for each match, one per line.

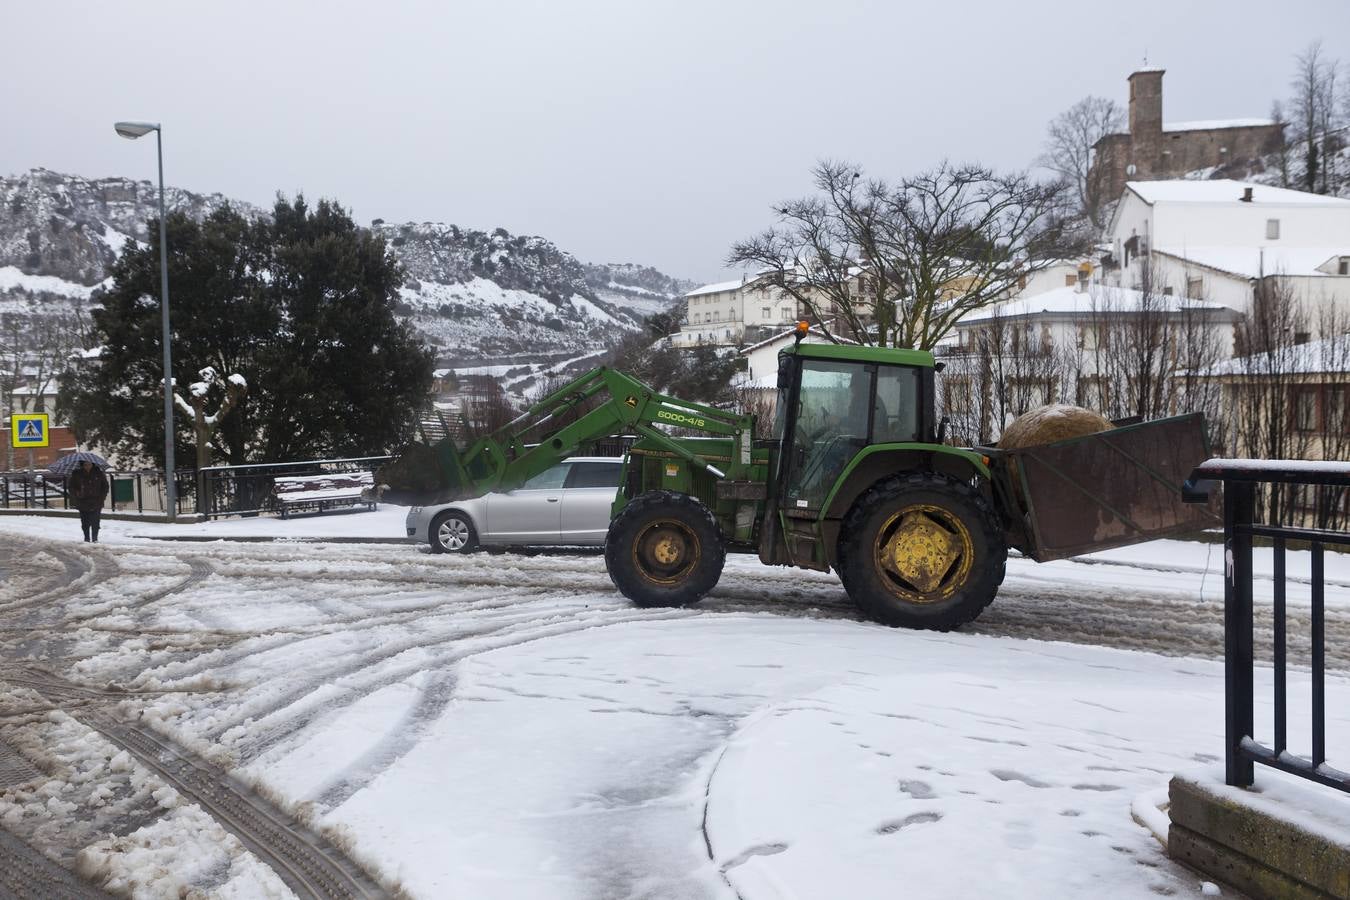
left=941, top=281, right=1241, bottom=443
left=1191, top=334, right=1350, bottom=465
left=1088, top=68, right=1284, bottom=204
left=1103, top=179, right=1350, bottom=327
left=673, top=272, right=870, bottom=348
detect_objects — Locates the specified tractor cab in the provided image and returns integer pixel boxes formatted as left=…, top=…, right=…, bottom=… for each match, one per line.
left=772, top=342, right=938, bottom=513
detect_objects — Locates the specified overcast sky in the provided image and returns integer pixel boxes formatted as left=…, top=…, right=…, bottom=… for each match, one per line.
left=7, top=1, right=1349, bottom=283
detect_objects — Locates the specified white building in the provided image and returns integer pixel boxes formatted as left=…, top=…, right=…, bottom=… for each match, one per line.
left=942, top=282, right=1241, bottom=441
left=675, top=279, right=747, bottom=346
left=673, top=272, right=868, bottom=348
left=953, top=283, right=1240, bottom=365
left=1105, top=180, right=1350, bottom=324
left=737, top=324, right=857, bottom=388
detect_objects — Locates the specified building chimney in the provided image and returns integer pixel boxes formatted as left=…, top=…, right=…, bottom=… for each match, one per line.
left=1240, top=186, right=1254, bottom=202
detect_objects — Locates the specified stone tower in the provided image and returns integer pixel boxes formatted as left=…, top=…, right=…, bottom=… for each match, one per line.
left=1087, top=67, right=1284, bottom=219
left=1128, top=69, right=1164, bottom=180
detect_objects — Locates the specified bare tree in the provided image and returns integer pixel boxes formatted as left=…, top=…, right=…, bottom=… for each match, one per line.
left=1228, top=276, right=1313, bottom=523
left=1311, top=307, right=1350, bottom=529
left=1289, top=41, right=1340, bottom=194
left=1038, top=96, right=1124, bottom=229
left=729, top=161, right=1063, bottom=351
left=1, top=310, right=90, bottom=469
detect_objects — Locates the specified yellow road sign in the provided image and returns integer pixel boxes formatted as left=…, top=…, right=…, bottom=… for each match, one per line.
left=11, top=413, right=50, bottom=448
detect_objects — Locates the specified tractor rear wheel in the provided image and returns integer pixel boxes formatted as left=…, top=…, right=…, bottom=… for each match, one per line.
left=837, top=472, right=1005, bottom=630
left=605, top=491, right=725, bottom=607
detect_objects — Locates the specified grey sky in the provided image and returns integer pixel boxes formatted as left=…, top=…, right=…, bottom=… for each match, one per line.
left=7, top=0, right=1349, bottom=284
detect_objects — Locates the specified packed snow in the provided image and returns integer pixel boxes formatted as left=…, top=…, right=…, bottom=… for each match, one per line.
left=0, top=511, right=1346, bottom=898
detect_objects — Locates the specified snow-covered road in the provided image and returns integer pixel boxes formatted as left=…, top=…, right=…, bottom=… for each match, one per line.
left=0, top=516, right=1347, bottom=898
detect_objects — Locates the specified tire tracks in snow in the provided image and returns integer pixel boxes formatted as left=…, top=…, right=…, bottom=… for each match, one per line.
left=0, top=825, right=113, bottom=900
left=3, top=666, right=388, bottom=900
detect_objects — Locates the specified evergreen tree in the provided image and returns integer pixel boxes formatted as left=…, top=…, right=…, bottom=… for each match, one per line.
left=62, top=197, right=433, bottom=466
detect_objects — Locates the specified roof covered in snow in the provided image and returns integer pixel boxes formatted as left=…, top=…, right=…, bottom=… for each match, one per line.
left=958, top=284, right=1238, bottom=325
left=684, top=279, right=744, bottom=298
left=1154, top=246, right=1349, bottom=280
left=1198, top=334, right=1350, bottom=377
left=1163, top=118, right=1276, bottom=132
left=1126, top=180, right=1350, bottom=207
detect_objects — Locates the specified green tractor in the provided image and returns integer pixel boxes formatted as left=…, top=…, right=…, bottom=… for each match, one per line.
left=388, top=335, right=1211, bottom=629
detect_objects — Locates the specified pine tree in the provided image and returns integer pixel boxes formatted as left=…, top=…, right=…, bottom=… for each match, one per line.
left=61, top=197, right=434, bottom=467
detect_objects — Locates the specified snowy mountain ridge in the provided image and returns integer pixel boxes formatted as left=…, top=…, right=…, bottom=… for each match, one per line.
left=0, top=168, right=695, bottom=365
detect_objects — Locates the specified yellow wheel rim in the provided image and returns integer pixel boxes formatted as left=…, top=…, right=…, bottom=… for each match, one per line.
left=873, top=504, right=974, bottom=604
left=632, top=520, right=701, bottom=585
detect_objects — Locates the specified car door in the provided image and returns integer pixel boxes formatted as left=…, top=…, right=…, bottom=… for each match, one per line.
left=483, top=463, right=569, bottom=543
left=559, top=461, right=622, bottom=544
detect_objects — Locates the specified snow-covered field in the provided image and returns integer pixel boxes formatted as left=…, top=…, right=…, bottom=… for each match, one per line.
left=0, top=511, right=1347, bottom=898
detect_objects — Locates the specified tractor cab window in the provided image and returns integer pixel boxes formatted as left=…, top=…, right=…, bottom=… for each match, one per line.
left=784, top=360, right=874, bottom=510
left=873, top=366, right=920, bottom=443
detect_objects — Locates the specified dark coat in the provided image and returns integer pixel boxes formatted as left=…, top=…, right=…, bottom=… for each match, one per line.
left=68, top=467, right=109, bottom=513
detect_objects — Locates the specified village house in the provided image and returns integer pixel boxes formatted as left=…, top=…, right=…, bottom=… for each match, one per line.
left=942, top=281, right=1240, bottom=441
left=1104, top=179, right=1350, bottom=332
left=673, top=271, right=872, bottom=348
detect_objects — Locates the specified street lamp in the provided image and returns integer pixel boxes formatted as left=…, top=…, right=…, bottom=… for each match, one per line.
left=114, top=120, right=176, bottom=521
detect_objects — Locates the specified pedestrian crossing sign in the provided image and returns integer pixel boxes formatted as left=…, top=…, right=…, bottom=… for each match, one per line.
left=11, top=413, right=49, bottom=448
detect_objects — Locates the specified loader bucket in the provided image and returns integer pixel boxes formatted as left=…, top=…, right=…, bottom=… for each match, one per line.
left=994, top=413, right=1219, bottom=562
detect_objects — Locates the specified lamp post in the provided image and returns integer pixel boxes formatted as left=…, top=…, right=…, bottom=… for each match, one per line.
left=114, top=121, right=176, bottom=520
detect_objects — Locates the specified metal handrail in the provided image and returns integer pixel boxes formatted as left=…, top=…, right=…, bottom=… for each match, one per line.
left=1185, top=458, right=1350, bottom=796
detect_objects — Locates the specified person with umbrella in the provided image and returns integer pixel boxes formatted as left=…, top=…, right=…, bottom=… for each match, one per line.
left=54, top=452, right=110, bottom=542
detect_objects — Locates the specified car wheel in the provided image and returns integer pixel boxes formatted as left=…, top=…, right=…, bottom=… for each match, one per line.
left=430, top=510, right=478, bottom=554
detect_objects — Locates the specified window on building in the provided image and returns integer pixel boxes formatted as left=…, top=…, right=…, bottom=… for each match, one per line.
left=1266, top=219, right=1281, bottom=240
left=1064, top=273, right=1076, bottom=287
left=1327, top=387, right=1348, bottom=434
left=1294, top=331, right=1311, bottom=345
left=1340, top=258, right=1349, bottom=276
left=1076, top=376, right=1109, bottom=409
left=942, top=377, right=973, bottom=414
left=1293, top=387, right=1318, bottom=432
left=1186, top=276, right=1203, bottom=299
left=762, top=307, right=771, bottom=319
left=1162, top=286, right=1174, bottom=296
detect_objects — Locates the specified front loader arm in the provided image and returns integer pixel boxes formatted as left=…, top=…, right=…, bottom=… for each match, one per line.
left=439, top=367, right=754, bottom=500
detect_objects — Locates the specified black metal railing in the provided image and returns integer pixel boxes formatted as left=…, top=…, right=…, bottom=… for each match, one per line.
left=1185, top=458, right=1350, bottom=795
left=0, top=468, right=193, bottom=516
left=197, top=456, right=394, bottom=518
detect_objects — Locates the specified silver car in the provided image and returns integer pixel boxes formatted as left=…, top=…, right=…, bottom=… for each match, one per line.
left=406, top=457, right=624, bottom=553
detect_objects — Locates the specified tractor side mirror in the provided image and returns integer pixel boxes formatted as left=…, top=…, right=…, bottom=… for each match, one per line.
left=936, top=417, right=949, bottom=444
left=776, top=355, right=793, bottom=391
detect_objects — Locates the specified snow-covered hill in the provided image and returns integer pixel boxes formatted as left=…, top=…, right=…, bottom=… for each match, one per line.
left=0, top=168, right=694, bottom=365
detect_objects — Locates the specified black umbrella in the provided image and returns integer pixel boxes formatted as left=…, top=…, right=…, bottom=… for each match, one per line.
left=47, top=451, right=110, bottom=477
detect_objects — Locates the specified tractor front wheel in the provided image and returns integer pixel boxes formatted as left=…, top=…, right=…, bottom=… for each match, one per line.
left=605, top=491, right=725, bottom=607
left=837, top=473, right=1005, bottom=630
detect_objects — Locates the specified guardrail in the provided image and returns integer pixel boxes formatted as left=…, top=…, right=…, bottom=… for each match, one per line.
left=1185, top=458, right=1350, bottom=795
left=197, top=456, right=394, bottom=518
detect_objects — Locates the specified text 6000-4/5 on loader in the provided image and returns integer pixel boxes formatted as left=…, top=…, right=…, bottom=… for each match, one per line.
left=382, top=329, right=1214, bottom=630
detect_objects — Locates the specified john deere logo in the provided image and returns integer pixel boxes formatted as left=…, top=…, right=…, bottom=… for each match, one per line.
left=624, top=395, right=638, bottom=408
left=656, top=409, right=706, bottom=428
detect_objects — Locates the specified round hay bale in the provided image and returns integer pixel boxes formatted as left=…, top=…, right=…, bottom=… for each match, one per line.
left=999, top=404, right=1113, bottom=450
